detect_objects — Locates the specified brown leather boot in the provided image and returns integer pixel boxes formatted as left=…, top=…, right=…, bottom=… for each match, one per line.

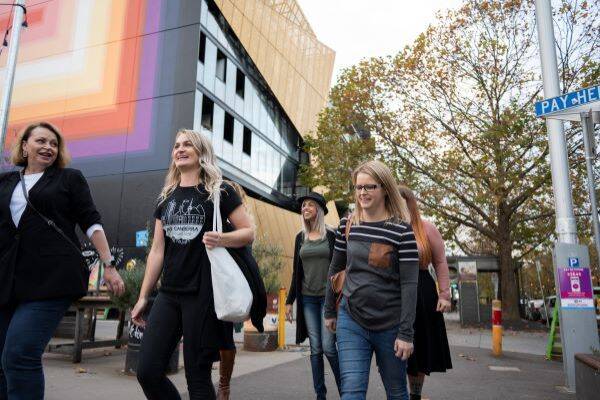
left=217, top=349, right=236, bottom=400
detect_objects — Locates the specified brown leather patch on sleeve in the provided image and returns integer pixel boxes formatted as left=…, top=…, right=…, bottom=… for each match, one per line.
left=368, top=242, right=394, bottom=268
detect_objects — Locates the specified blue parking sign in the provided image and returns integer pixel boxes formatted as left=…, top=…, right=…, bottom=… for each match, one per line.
left=568, top=257, right=580, bottom=267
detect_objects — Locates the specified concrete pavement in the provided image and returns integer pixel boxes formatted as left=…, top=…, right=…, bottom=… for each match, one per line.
left=224, top=346, right=571, bottom=400
left=42, top=314, right=563, bottom=399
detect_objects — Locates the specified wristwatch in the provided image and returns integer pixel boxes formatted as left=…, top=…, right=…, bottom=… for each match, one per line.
left=103, top=258, right=116, bottom=269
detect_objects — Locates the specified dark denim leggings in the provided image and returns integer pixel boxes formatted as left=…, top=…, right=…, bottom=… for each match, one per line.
left=0, top=298, right=71, bottom=400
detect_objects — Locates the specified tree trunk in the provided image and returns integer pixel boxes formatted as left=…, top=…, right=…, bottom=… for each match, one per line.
left=498, top=239, right=520, bottom=321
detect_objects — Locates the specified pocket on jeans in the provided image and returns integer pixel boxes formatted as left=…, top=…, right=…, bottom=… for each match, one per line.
left=368, top=242, right=394, bottom=268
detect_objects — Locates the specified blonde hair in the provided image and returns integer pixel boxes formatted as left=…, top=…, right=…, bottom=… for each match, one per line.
left=398, top=185, right=432, bottom=267
left=349, top=160, right=411, bottom=227
left=10, top=122, right=71, bottom=168
left=158, top=129, right=222, bottom=203
left=301, top=199, right=327, bottom=242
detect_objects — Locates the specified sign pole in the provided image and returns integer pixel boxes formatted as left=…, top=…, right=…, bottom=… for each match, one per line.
left=0, top=0, right=26, bottom=160
left=581, top=111, right=600, bottom=262
left=534, top=0, right=600, bottom=392
left=534, top=0, right=578, bottom=244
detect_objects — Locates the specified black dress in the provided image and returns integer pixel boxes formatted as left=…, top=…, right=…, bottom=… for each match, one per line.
left=407, top=269, right=453, bottom=376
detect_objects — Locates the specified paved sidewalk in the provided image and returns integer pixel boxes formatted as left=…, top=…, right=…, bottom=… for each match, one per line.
left=42, top=316, right=558, bottom=399
left=225, top=346, right=571, bottom=400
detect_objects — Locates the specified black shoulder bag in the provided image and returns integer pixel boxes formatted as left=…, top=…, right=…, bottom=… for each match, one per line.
left=19, top=171, right=84, bottom=258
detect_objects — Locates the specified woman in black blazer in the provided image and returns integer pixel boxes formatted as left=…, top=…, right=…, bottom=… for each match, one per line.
left=285, top=192, right=341, bottom=399
left=0, top=122, right=124, bottom=400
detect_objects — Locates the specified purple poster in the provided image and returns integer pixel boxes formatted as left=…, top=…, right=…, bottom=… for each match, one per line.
left=557, top=267, right=594, bottom=309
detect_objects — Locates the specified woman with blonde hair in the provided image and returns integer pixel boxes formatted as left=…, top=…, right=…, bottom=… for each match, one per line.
left=0, top=122, right=124, bottom=399
left=324, top=160, right=419, bottom=400
left=132, top=129, right=255, bottom=399
left=285, top=192, right=342, bottom=399
left=398, top=185, right=452, bottom=400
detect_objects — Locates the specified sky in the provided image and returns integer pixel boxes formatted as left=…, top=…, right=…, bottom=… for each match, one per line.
left=297, top=0, right=464, bottom=86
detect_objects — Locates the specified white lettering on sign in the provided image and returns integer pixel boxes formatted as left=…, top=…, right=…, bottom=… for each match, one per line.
left=558, top=94, right=569, bottom=108
left=551, top=98, right=560, bottom=112
left=577, top=89, right=588, bottom=105
left=541, top=100, right=550, bottom=113
left=588, top=86, right=599, bottom=102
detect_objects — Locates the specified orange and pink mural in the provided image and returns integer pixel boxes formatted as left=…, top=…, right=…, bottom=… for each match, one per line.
left=0, top=0, right=170, bottom=158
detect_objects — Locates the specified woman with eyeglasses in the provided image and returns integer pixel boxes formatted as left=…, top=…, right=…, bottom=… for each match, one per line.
left=324, top=160, right=419, bottom=400
left=285, top=192, right=342, bottom=400
left=398, top=186, right=452, bottom=400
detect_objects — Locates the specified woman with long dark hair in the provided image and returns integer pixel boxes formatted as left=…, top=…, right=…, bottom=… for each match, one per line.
left=398, top=186, right=452, bottom=400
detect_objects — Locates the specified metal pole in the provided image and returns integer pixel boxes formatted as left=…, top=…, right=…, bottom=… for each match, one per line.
left=0, top=0, right=25, bottom=160
left=581, top=111, right=600, bottom=264
left=535, top=260, right=549, bottom=328
left=534, top=0, right=578, bottom=244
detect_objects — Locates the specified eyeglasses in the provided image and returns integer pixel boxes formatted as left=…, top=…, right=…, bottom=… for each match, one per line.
left=354, top=184, right=380, bottom=192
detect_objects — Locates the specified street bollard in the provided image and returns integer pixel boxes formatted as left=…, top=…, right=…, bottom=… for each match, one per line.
left=492, top=299, right=502, bottom=356
left=278, top=287, right=286, bottom=349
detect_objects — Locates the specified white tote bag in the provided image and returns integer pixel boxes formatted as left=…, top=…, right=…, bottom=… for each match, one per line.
left=207, top=183, right=253, bottom=322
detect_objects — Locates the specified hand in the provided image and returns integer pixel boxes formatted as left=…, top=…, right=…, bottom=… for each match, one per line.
left=131, top=297, right=148, bottom=328
left=203, top=231, right=222, bottom=249
left=103, top=267, right=125, bottom=296
left=285, top=304, right=293, bottom=323
left=394, top=339, right=414, bottom=360
left=436, top=298, right=451, bottom=313
left=325, top=318, right=337, bottom=333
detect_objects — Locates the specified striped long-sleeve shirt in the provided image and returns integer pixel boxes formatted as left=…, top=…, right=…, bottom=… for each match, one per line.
left=324, top=217, right=420, bottom=342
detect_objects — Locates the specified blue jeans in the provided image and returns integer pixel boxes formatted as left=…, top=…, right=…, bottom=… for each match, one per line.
left=0, top=298, right=71, bottom=400
left=302, top=295, right=341, bottom=399
left=337, top=299, right=408, bottom=400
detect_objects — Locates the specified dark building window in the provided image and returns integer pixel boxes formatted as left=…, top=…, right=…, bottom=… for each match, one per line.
left=236, top=68, right=245, bottom=98
left=201, top=96, right=214, bottom=131
left=199, top=32, right=206, bottom=63
left=216, top=49, right=227, bottom=82
left=224, top=112, right=234, bottom=143
left=243, top=126, right=252, bottom=155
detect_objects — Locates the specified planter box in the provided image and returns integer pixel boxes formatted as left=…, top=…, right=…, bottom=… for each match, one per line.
left=575, top=353, right=600, bottom=400
left=243, top=330, right=278, bottom=352
left=242, top=320, right=278, bottom=352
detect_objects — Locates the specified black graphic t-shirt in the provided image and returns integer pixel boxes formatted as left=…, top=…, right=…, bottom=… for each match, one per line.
left=154, top=182, right=242, bottom=293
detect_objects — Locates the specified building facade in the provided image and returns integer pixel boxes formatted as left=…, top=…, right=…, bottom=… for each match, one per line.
left=0, top=0, right=336, bottom=284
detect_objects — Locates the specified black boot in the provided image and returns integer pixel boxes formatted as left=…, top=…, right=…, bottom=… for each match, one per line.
left=410, top=394, right=422, bottom=400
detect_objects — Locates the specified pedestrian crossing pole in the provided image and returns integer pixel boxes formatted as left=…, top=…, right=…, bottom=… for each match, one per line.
left=492, top=299, right=502, bottom=356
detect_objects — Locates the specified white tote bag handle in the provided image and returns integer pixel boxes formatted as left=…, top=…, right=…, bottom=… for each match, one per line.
left=212, top=183, right=222, bottom=233
left=208, top=181, right=253, bottom=322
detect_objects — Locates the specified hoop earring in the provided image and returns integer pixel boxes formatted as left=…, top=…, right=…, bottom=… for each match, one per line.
left=23, top=150, right=28, bottom=158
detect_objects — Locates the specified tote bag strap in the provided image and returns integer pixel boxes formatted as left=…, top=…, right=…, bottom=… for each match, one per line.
left=212, top=182, right=222, bottom=233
